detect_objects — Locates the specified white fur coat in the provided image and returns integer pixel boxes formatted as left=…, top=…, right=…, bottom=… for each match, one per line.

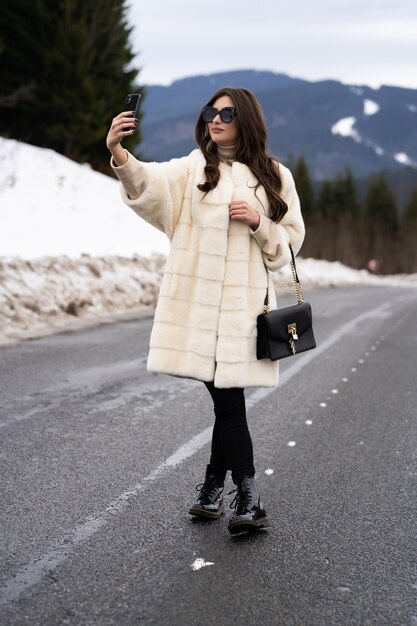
left=112, top=149, right=305, bottom=388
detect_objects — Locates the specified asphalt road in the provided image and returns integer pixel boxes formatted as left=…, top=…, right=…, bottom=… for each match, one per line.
left=0, top=285, right=416, bottom=626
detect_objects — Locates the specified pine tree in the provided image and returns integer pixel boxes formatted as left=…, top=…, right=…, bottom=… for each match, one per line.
left=318, top=180, right=336, bottom=220
left=332, top=169, right=359, bottom=217
left=402, top=186, right=417, bottom=229
left=293, top=156, right=316, bottom=223
left=0, top=0, right=142, bottom=171
left=401, top=185, right=417, bottom=272
left=364, top=174, right=398, bottom=272
left=364, top=174, right=398, bottom=233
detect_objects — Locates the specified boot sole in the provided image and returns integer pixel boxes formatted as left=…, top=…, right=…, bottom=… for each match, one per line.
left=228, top=517, right=270, bottom=534
left=189, top=502, right=224, bottom=520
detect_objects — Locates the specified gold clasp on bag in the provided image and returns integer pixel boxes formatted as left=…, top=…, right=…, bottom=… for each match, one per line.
left=288, top=323, right=298, bottom=354
left=288, top=323, right=298, bottom=339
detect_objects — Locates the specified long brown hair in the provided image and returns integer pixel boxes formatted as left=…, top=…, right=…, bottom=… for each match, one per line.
left=195, top=87, right=288, bottom=223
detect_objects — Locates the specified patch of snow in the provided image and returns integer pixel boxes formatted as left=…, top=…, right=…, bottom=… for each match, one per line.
left=331, top=117, right=362, bottom=143
left=395, top=152, right=409, bottom=164
left=191, top=558, right=214, bottom=571
left=394, top=152, right=417, bottom=167
left=331, top=117, right=386, bottom=158
left=407, top=104, right=417, bottom=113
left=364, top=99, right=379, bottom=115
left=350, top=86, right=364, bottom=96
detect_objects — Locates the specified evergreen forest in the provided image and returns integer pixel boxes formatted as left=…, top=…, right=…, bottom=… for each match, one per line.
left=293, top=157, right=417, bottom=274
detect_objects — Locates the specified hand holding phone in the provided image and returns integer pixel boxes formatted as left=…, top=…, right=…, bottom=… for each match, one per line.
left=124, top=93, right=141, bottom=129
left=106, top=93, right=142, bottom=161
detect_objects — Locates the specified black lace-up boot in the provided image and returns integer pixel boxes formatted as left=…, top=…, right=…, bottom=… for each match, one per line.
left=228, top=476, right=269, bottom=534
left=188, top=467, right=224, bottom=520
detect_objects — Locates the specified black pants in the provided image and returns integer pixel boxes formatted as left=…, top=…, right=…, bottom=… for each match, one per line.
left=204, top=381, right=255, bottom=483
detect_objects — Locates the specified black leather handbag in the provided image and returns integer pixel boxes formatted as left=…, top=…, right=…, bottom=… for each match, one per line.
left=256, top=246, right=316, bottom=361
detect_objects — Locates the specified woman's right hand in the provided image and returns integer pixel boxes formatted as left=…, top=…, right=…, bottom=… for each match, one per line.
left=106, top=111, right=138, bottom=166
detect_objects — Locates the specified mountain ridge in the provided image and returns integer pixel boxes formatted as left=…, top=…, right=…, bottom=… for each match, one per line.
left=139, top=69, right=417, bottom=181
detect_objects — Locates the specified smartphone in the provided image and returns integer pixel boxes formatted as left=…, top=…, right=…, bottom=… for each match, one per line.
left=124, top=93, right=141, bottom=129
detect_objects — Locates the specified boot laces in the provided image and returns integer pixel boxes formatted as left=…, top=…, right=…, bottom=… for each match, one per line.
left=196, top=477, right=223, bottom=501
left=228, top=482, right=253, bottom=512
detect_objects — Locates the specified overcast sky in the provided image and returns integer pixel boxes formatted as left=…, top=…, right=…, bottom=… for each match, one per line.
left=127, top=0, right=417, bottom=90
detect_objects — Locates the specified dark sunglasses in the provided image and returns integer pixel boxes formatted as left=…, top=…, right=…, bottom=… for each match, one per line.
left=202, top=106, right=237, bottom=124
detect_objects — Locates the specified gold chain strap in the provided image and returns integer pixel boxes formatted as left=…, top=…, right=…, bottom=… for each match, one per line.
left=264, top=267, right=271, bottom=313
left=264, top=251, right=304, bottom=313
left=290, top=259, right=304, bottom=304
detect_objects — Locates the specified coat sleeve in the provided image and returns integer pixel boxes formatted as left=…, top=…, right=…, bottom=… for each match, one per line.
left=111, top=150, right=191, bottom=239
left=250, top=165, right=305, bottom=271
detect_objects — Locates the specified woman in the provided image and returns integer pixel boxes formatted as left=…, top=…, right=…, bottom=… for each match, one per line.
left=106, top=87, right=305, bottom=534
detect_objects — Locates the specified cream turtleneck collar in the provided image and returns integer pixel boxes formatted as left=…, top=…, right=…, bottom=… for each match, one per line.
left=217, top=144, right=237, bottom=164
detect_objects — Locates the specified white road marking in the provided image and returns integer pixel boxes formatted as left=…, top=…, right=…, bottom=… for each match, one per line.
left=287, top=441, right=296, bottom=447
left=320, top=402, right=327, bottom=407
left=0, top=300, right=392, bottom=608
left=305, top=420, right=313, bottom=425
left=265, top=469, right=274, bottom=475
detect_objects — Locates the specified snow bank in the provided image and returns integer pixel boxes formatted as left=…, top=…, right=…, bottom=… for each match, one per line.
left=0, top=254, right=165, bottom=344
left=1, top=253, right=416, bottom=345
left=278, top=257, right=417, bottom=289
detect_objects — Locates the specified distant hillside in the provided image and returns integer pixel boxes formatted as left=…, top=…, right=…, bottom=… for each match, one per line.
left=139, top=69, right=417, bottom=182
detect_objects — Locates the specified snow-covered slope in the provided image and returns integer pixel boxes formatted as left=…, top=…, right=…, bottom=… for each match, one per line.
left=1, top=138, right=416, bottom=345
left=0, top=137, right=169, bottom=258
